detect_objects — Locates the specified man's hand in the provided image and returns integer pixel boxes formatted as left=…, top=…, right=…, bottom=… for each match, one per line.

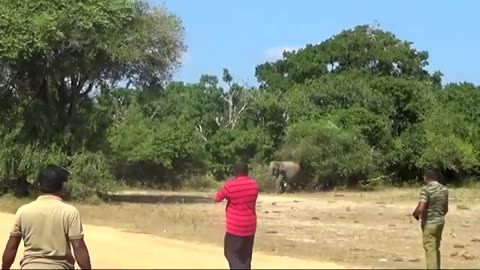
left=412, top=201, right=427, bottom=221
left=70, top=239, right=91, bottom=270
left=214, top=185, right=229, bottom=203
left=2, top=236, right=21, bottom=270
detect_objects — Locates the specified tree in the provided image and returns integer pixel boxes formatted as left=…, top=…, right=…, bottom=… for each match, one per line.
left=3, top=17, right=480, bottom=198
left=0, top=0, right=185, bottom=150
left=327, top=106, right=392, bottom=150
left=108, top=102, right=208, bottom=187
left=437, top=82, right=480, bottom=123
left=277, top=120, right=379, bottom=189
left=246, top=90, right=290, bottom=149
left=389, top=108, right=480, bottom=182
left=0, top=0, right=185, bottom=198
left=366, top=76, right=437, bottom=137
left=255, top=23, right=442, bottom=91
left=216, top=68, right=254, bottom=130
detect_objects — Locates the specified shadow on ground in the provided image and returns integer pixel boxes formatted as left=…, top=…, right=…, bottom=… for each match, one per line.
left=104, top=193, right=213, bottom=204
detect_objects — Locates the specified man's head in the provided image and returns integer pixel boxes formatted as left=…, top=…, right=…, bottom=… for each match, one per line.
left=37, top=165, right=70, bottom=195
left=233, top=162, right=249, bottom=177
left=423, top=169, right=439, bottom=183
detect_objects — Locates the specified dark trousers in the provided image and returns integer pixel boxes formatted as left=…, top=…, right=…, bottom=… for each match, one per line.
left=224, top=232, right=255, bottom=269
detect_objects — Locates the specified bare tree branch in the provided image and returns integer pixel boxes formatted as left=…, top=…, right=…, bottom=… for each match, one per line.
left=195, top=124, right=208, bottom=142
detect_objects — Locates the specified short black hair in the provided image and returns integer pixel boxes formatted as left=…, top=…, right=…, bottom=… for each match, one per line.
left=233, top=162, right=249, bottom=176
left=37, top=165, right=70, bottom=194
left=424, top=169, right=439, bottom=181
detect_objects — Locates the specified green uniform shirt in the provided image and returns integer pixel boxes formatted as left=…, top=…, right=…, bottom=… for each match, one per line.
left=419, top=181, right=448, bottom=225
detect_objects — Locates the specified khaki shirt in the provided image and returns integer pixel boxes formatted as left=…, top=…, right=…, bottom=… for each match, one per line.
left=10, top=195, right=84, bottom=269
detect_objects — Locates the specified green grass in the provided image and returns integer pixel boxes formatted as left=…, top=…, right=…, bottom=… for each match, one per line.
left=0, top=194, right=30, bottom=213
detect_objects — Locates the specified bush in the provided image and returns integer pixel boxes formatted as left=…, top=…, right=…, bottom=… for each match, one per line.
left=206, top=127, right=274, bottom=180
left=250, top=163, right=275, bottom=192
left=277, top=119, right=380, bottom=190
left=0, top=142, right=67, bottom=196
left=108, top=104, right=209, bottom=188
left=0, top=136, right=116, bottom=201
left=63, top=152, right=117, bottom=201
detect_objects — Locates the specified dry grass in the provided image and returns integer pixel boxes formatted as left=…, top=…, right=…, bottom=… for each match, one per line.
left=1, top=187, right=480, bottom=269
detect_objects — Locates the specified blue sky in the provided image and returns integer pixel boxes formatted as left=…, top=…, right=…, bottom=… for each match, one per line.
left=154, top=0, right=479, bottom=86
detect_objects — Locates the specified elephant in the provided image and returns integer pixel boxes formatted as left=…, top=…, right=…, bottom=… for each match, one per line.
left=268, top=161, right=303, bottom=193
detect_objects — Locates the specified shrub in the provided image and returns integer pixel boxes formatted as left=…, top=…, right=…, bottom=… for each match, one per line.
left=250, top=163, right=275, bottom=192
left=0, top=142, right=66, bottom=196
left=276, top=119, right=380, bottom=190
left=63, top=152, right=117, bottom=201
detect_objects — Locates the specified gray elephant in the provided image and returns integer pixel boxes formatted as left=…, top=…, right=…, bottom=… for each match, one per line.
left=268, top=161, right=303, bottom=193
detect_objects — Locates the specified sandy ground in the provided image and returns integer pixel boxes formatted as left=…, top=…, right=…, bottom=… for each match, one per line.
left=0, top=213, right=345, bottom=269
left=2, top=189, right=479, bottom=269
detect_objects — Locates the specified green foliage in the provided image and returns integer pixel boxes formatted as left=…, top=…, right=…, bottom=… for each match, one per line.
left=327, top=106, right=392, bottom=150
left=249, top=163, right=276, bottom=192
left=206, top=128, right=274, bottom=180
left=277, top=120, right=380, bottom=189
left=366, top=76, right=436, bottom=136
left=390, top=108, right=480, bottom=181
left=0, top=0, right=185, bottom=199
left=0, top=0, right=185, bottom=154
left=0, top=140, right=114, bottom=201
left=1, top=17, right=479, bottom=198
left=247, top=90, right=289, bottom=148
left=63, top=152, right=116, bottom=201
left=0, top=142, right=66, bottom=185
left=437, top=83, right=480, bottom=123
left=255, top=23, right=440, bottom=90
left=108, top=103, right=208, bottom=187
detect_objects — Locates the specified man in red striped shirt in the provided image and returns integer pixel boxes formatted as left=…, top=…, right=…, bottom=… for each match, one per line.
left=214, top=162, right=259, bottom=270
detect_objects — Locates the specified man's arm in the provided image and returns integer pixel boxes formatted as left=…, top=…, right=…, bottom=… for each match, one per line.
left=2, top=209, right=23, bottom=270
left=2, top=236, right=21, bottom=270
left=413, top=187, right=428, bottom=220
left=70, top=239, right=90, bottom=270
left=213, top=183, right=230, bottom=203
left=68, top=209, right=91, bottom=270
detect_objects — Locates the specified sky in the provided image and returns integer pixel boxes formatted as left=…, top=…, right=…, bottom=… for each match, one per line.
left=154, top=0, right=480, bottom=86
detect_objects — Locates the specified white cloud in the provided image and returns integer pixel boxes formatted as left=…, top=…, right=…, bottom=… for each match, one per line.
left=264, top=46, right=300, bottom=61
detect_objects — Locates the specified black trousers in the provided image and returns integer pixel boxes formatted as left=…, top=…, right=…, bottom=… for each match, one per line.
left=224, top=232, right=255, bottom=270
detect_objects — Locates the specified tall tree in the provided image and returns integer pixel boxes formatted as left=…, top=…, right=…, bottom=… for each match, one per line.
left=255, top=23, right=442, bottom=91
left=0, top=0, right=185, bottom=149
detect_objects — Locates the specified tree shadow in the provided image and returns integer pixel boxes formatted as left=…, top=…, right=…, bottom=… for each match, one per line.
left=104, top=193, right=213, bottom=204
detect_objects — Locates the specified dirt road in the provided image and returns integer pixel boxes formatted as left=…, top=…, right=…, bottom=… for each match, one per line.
left=0, top=213, right=345, bottom=269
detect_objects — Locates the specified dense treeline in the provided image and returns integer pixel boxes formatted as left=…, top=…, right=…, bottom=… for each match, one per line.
left=1, top=1, right=479, bottom=200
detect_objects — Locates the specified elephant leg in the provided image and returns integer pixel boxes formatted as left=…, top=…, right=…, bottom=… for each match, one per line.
left=275, top=176, right=285, bottom=193
left=284, top=182, right=291, bottom=193
left=274, top=177, right=281, bottom=193
left=280, top=181, right=287, bottom=194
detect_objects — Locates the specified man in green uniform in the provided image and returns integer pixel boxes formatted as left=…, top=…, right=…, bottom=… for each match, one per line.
left=412, top=169, right=449, bottom=269
left=1, top=165, right=91, bottom=270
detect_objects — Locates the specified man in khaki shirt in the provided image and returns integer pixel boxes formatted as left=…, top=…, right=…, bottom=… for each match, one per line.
left=2, top=165, right=91, bottom=270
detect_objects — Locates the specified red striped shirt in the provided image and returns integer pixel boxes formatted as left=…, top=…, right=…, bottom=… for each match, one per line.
left=214, top=176, right=259, bottom=236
